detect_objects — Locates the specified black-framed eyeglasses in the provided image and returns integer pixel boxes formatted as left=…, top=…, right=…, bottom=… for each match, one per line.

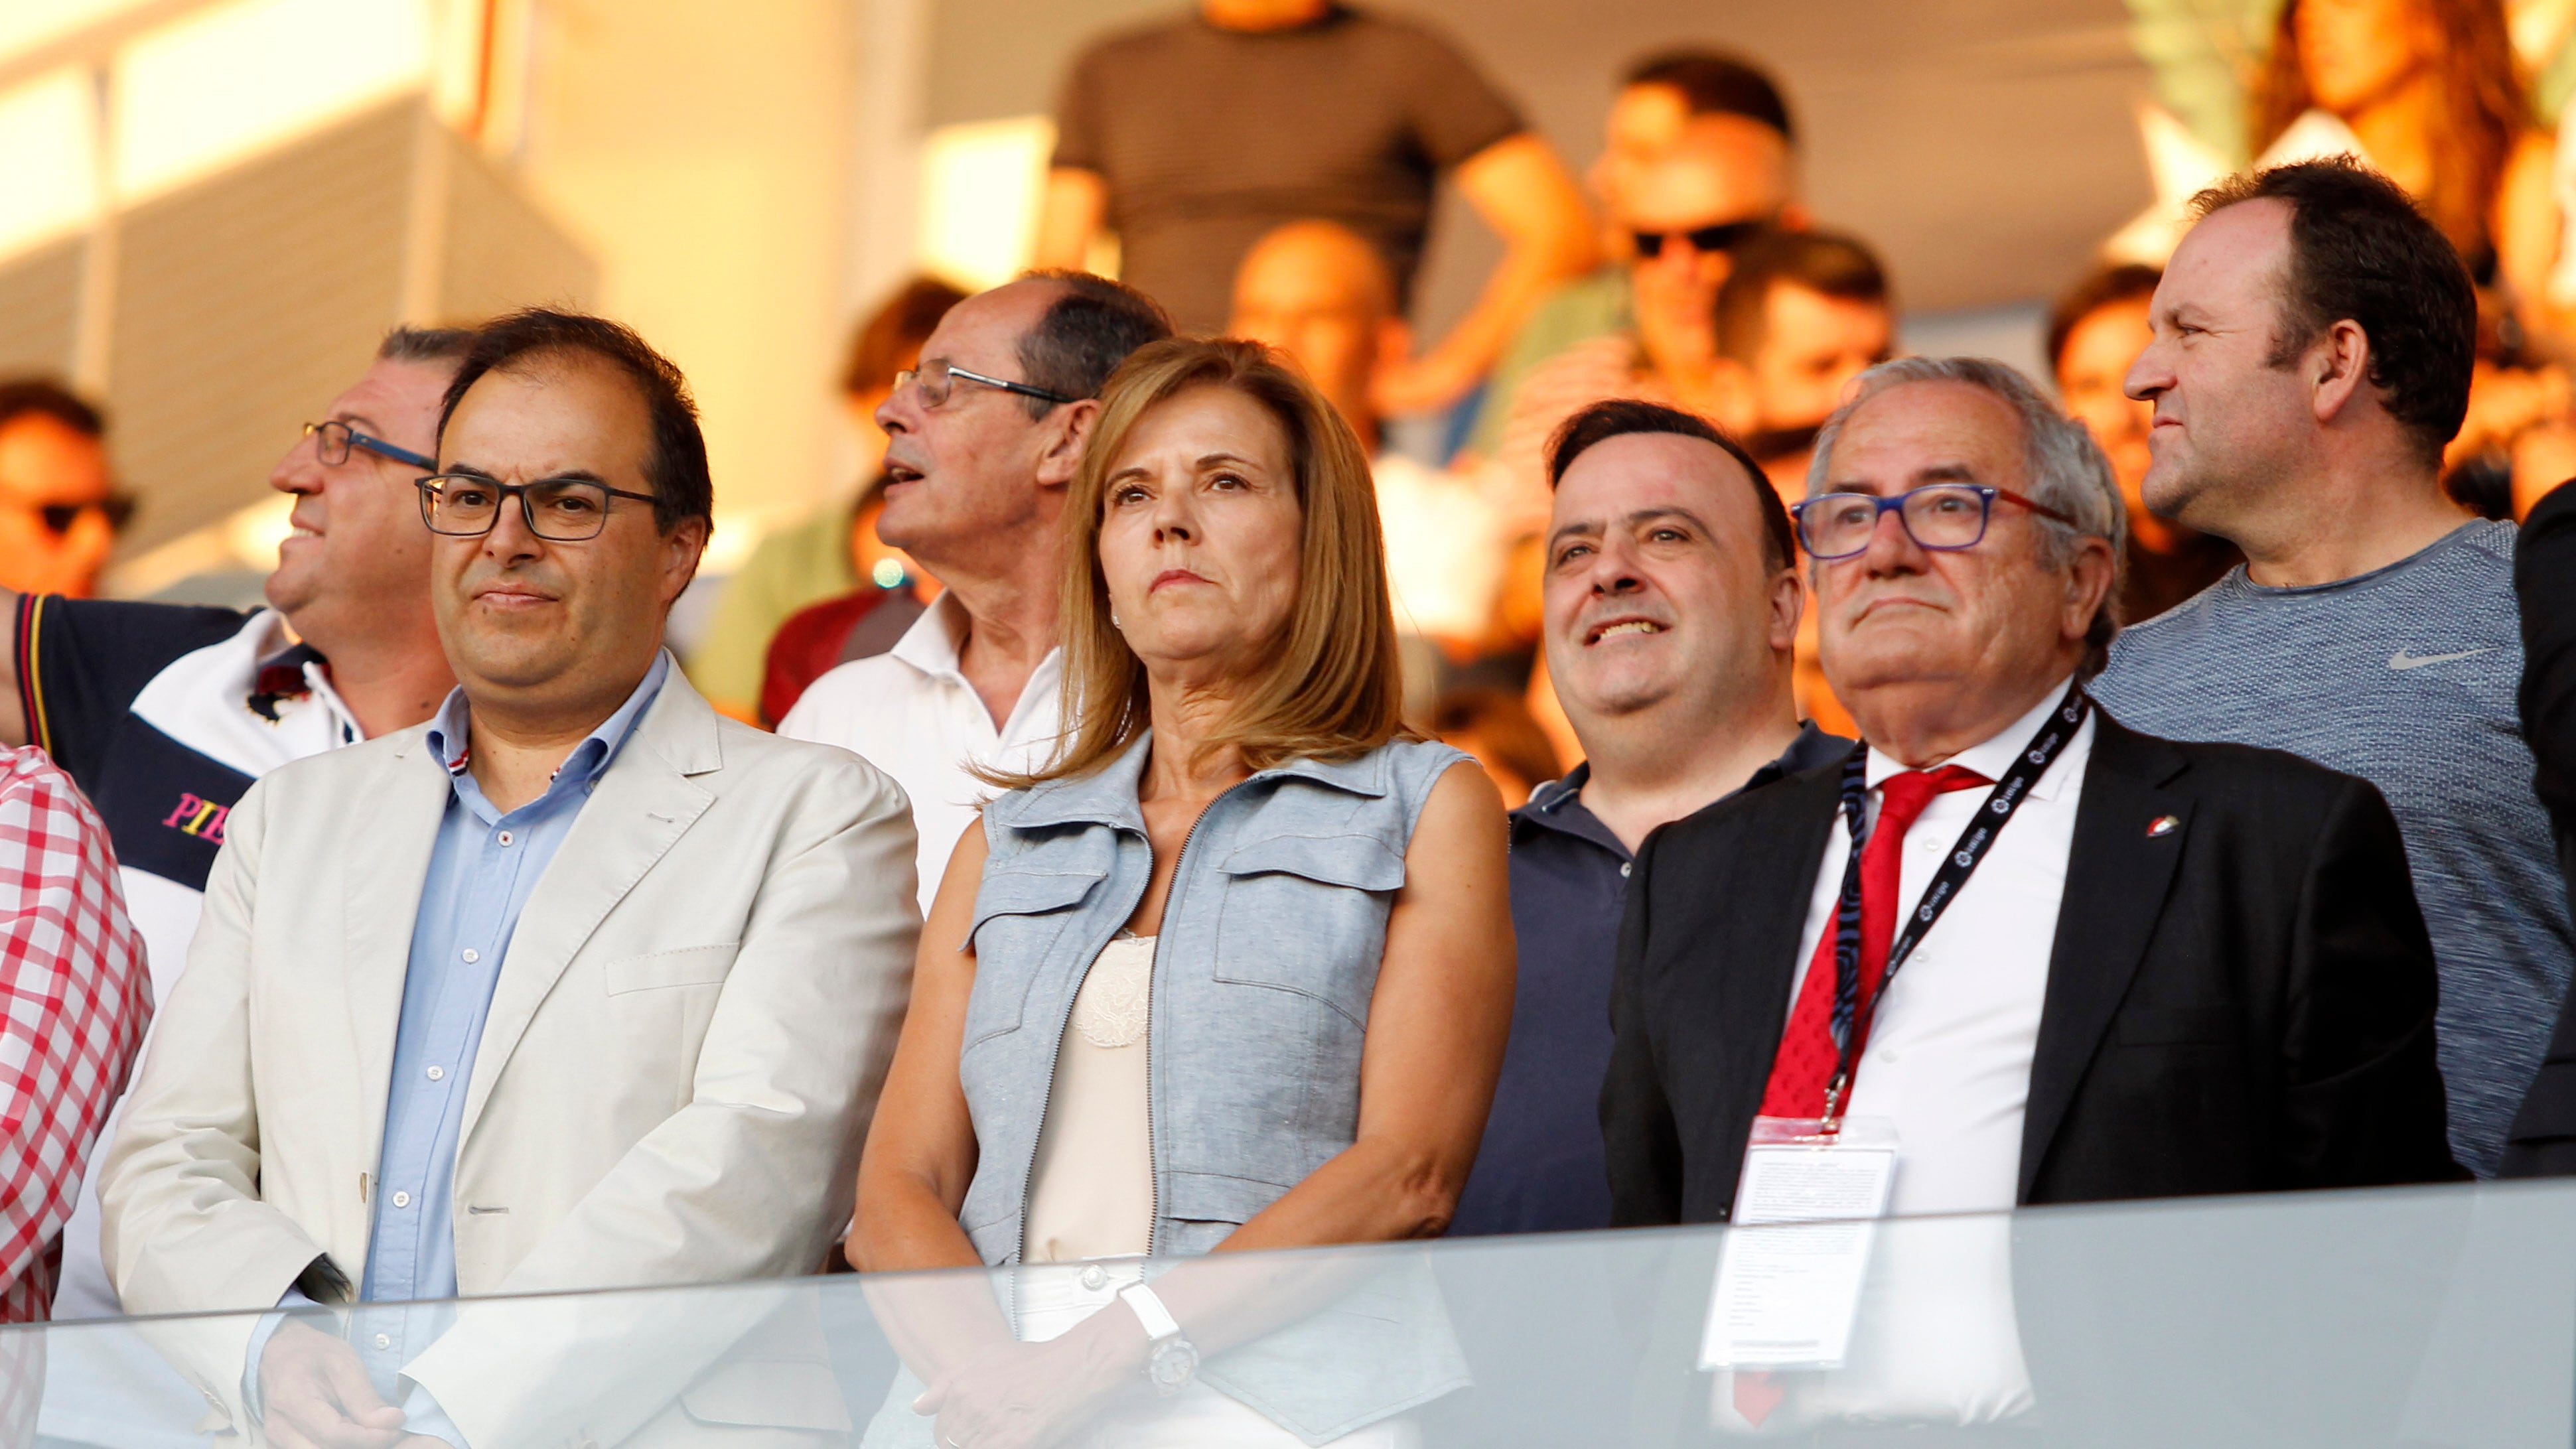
left=27, top=496, right=135, bottom=536
left=893, top=361, right=1076, bottom=410
left=415, top=474, right=660, bottom=541
left=1790, top=483, right=2080, bottom=561
left=306, top=419, right=437, bottom=471
left=1631, top=219, right=1766, bottom=259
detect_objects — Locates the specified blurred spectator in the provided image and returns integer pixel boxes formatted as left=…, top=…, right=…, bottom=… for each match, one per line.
left=1430, top=685, right=1559, bottom=807
left=1450, top=399, right=1844, bottom=1239
left=1711, top=229, right=1895, bottom=499
left=0, top=382, right=129, bottom=598
left=1467, top=49, right=1802, bottom=488
left=1607, top=356, right=2462, bottom=1233
left=2507, top=476, right=2576, bottom=1174
left=2099, top=158, right=2573, bottom=1176
left=2252, top=0, right=2559, bottom=336
left=851, top=338, right=1509, bottom=1444
left=0, top=746, right=148, bottom=1322
left=1709, top=227, right=1895, bottom=736
left=2252, top=0, right=2576, bottom=511
left=2047, top=263, right=2242, bottom=621
left=782, top=275, right=1173, bottom=914
left=756, top=472, right=932, bottom=727
left=688, top=275, right=964, bottom=723
left=1036, top=0, right=1595, bottom=413
left=1228, top=220, right=1507, bottom=705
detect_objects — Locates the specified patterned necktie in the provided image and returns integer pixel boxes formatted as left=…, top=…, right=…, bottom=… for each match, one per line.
left=1756, top=764, right=1991, bottom=1120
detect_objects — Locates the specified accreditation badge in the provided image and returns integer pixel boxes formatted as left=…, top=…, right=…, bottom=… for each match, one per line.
left=1699, top=1116, right=1898, bottom=1373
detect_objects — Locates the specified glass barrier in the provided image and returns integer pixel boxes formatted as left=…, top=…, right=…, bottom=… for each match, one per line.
left=11, top=1177, right=2573, bottom=1448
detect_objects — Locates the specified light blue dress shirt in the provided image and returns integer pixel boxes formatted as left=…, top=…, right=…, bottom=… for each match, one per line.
left=248, top=653, right=668, bottom=1442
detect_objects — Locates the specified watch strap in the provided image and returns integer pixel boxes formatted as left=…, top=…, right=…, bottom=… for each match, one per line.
left=1117, top=1280, right=1182, bottom=1342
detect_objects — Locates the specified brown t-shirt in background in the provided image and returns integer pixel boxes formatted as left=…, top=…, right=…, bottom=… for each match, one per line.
left=1052, top=5, right=1524, bottom=332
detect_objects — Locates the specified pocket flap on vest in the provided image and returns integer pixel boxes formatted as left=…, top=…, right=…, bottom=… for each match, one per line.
left=1219, top=833, right=1405, bottom=892
left=969, top=866, right=1104, bottom=929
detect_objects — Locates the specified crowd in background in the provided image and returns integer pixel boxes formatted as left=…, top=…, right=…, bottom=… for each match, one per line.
left=9, top=0, right=2576, bottom=1444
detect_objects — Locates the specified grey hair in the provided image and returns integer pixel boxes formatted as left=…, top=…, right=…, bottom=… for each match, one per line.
left=1806, top=355, right=2129, bottom=674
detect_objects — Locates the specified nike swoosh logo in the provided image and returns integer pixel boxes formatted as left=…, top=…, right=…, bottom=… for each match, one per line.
left=2388, top=647, right=2494, bottom=670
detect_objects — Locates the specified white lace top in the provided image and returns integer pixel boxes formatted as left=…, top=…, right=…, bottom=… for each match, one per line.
left=1022, top=934, right=1157, bottom=1263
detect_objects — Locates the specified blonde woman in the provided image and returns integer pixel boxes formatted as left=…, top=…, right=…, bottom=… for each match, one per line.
left=851, top=337, right=1514, bottom=1448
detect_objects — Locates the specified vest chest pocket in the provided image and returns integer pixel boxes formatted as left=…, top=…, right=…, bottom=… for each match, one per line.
left=962, top=865, right=1106, bottom=1046
left=1212, top=833, right=1407, bottom=1027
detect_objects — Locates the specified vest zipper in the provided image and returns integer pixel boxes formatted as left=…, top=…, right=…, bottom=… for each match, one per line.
left=1011, top=773, right=1250, bottom=1325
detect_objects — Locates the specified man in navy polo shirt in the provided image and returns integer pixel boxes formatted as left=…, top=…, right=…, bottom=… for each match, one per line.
left=1449, top=397, right=1845, bottom=1237
left=1, top=325, right=468, bottom=1446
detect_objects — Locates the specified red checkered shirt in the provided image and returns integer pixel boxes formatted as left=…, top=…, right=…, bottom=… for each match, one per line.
left=0, top=745, right=149, bottom=1325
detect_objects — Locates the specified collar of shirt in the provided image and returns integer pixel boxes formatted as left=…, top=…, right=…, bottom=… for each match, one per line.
left=248, top=611, right=363, bottom=743
left=1861, top=677, right=2084, bottom=803
left=423, top=650, right=672, bottom=822
left=887, top=590, right=1067, bottom=734
left=1514, top=721, right=1854, bottom=859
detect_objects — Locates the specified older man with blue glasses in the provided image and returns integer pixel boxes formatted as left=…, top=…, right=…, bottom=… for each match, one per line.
left=1604, top=356, right=2463, bottom=1244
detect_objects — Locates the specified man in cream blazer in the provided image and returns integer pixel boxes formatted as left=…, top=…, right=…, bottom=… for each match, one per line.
left=97, top=311, right=920, bottom=1448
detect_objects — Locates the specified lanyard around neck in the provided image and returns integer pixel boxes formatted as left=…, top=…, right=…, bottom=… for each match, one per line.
left=1819, top=680, right=2091, bottom=1127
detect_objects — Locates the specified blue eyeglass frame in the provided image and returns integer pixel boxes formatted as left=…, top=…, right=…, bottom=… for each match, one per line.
left=305, top=420, right=437, bottom=472
left=1790, top=483, right=2078, bottom=560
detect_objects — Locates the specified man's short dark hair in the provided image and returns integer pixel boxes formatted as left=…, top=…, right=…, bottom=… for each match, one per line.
left=1013, top=271, right=1175, bottom=419
left=439, top=309, right=711, bottom=533
left=1713, top=229, right=1888, bottom=364
left=1545, top=399, right=1794, bottom=571
left=0, top=378, right=103, bottom=439
left=2189, top=157, right=2476, bottom=463
left=1622, top=48, right=1794, bottom=145
left=2044, top=263, right=2161, bottom=373
left=378, top=324, right=478, bottom=366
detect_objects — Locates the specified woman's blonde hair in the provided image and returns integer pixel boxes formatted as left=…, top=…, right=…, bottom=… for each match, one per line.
left=990, top=336, right=1407, bottom=788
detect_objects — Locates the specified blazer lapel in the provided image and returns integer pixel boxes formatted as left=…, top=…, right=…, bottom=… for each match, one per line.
left=458, top=681, right=721, bottom=1139
left=339, top=734, right=455, bottom=1171
left=2019, top=717, right=2192, bottom=1200
left=1709, top=761, right=1847, bottom=1178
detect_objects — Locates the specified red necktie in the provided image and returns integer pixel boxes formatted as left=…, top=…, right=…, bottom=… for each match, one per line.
left=1757, top=764, right=1991, bottom=1120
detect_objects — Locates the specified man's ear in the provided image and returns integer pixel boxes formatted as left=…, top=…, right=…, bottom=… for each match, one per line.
left=1767, top=562, right=1804, bottom=655
left=2309, top=318, right=2374, bottom=427
left=2062, top=535, right=2116, bottom=644
left=1034, top=398, right=1101, bottom=490
left=660, top=515, right=711, bottom=604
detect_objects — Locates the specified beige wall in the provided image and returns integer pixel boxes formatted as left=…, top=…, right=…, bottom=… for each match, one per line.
left=515, top=0, right=859, bottom=549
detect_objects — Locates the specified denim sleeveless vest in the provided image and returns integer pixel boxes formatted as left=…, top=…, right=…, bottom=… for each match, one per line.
left=952, top=731, right=1472, bottom=1439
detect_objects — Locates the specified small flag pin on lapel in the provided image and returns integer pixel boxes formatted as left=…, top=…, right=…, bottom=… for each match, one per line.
left=2147, top=814, right=2181, bottom=838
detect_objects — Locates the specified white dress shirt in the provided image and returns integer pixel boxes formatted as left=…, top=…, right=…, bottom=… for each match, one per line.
left=780, top=591, right=1068, bottom=914
left=1786, top=680, right=2095, bottom=1218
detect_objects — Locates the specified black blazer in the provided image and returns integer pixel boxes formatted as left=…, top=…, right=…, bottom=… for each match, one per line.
left=2506, top=478, right=2576, bottom=1173
left=1602, top=711, right=2466, bottom=1224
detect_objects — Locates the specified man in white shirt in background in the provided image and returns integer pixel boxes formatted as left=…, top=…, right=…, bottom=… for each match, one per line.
left=1228, top=220, right=1509, bottom=711
left=782, top=273, right=1171, bottom=912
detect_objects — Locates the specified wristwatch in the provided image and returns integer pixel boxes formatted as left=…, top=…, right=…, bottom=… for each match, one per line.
left=1116, top=1280, right=1198, bottom=1397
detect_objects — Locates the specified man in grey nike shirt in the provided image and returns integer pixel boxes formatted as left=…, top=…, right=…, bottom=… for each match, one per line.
left=2094, top=157, right=2573, bottom=1176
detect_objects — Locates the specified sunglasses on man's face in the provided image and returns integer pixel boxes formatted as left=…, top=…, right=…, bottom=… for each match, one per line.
left=29, top=496, right=135, bottom=537
left=1631, top=220, right=1766, bottom=259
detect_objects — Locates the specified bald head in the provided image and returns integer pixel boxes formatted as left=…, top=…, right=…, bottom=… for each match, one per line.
left=1228, top=220, right=1402, bottom=443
